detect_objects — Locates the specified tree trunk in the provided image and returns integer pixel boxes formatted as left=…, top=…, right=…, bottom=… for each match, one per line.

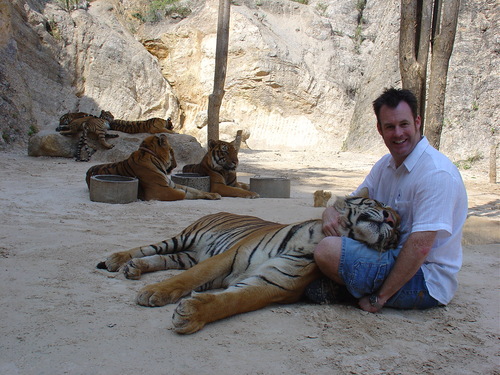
left=424, top=0, right=460, bottom=149
left=399, top=0, right=433, bottom=130
left=207, top=0, right=231, bottom=142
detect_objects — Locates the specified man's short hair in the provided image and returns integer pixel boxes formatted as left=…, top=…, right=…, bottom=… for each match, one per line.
left=372, top=88, right=419, bottom=124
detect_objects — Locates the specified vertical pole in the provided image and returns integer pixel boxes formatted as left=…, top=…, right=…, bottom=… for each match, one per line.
left=207, top=0, right=231, bottom=142
left=490, top=142, right=498, bottom=184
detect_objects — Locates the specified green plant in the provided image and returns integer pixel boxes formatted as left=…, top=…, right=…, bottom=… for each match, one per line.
left=2, top=132, right=10, bottom=143
left=290, top=0, right=309, bottom=4
left=471, top=101, right=479, bottom=111
left=316, top=2, right=328, bottom=16
left=352, top=0, right=367, bottom=54
left=47, top=18, right=62, bottom=40
left=454, top=154, right=483, bottom=170
left=139, top=0, right=192, bottom=23
left=356, top=0, right=367, bottom=12
left=53, top=0, right=82, bottom=12
left=28, top=125, right=39, bottom=137
left=132, top=12, right=146, bottom=23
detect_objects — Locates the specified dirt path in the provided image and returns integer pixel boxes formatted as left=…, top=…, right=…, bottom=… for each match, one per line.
left=0, top=149, right=498, bottom=375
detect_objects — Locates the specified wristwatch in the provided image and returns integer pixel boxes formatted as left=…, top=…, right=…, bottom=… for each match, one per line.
left=369, top=294, right=383, bottom=309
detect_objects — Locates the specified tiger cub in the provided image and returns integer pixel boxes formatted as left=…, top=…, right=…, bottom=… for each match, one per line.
left=86, top=134, right=221, bottom=201
left=98, top=189, right=400, bottom=334
left=182, top=139, right=259, bottom=198
left=109, top=117, right=175, bottom=134
left=58, top=110, right=117, bottom=161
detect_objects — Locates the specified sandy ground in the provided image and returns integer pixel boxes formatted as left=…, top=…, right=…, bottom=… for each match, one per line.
left=0, top=148, right=499, bottom=375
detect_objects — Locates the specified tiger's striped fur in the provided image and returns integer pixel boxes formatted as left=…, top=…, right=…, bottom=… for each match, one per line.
left=182, top=139, right=259, bottom=198
left=57, top=111, right=92, bottom=130
left=109, top=117, right=175, bottom=134
left=58, top=110, right=117, bottom=161
left=98, top=190, right=400, bottom=334
left=86, top=134, right=221, bottom=201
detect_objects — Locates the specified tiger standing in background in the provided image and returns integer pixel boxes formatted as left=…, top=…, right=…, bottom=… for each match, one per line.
left=182, top=139, right=259, bottom=198
left=109, top=117, right=175, bottom=134
left=86, top=134, right=221, bottom=201
left=57, top=110, right=117, bottom=161
left=97, top=189, right=400, bottom=334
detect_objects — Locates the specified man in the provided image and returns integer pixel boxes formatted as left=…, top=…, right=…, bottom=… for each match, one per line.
left=307, top=88, right=468, bottom=312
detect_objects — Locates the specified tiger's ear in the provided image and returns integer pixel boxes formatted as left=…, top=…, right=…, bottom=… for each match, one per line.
left=332, top=195, right=346, bottom=213
left=357, top=187, right=370, bottom=198
left=208, top=139, right=217, bottom=149
left=156, top=134, right=169, bottom=146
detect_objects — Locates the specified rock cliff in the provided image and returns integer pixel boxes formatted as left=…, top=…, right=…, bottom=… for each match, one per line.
left=0, top=0, right=498, bottom=172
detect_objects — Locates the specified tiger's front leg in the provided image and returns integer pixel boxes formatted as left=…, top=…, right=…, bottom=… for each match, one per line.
left=172, top=262, right=320, bottom=334
left=136, top=249, right=236, bottom=307
left=97, top=240, right=178, bottom=272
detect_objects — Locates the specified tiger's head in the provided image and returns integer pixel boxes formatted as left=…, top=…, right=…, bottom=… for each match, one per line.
left=139, top=134, right=177, bottom=174
left=334, top=188, right=400, bottom=252
left=207, top=139, right=239, bottom=171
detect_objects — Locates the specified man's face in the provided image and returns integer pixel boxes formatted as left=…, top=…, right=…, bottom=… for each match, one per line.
left=377, top=101, right=421, bottom=167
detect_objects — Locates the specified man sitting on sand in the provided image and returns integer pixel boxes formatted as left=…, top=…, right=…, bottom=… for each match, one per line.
left=306, top=88, right=468, bottom=311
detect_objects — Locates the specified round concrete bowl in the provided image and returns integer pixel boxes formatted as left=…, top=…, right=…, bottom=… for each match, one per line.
left=249, top=176, right=290, bottom=198
left=89, top=175, right=138, bottom=204
left=171, top=173, right=211, bottom=192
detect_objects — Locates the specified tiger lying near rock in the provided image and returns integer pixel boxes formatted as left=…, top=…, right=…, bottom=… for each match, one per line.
left=86, top=134, right=220, bottom=201
left=182, top=139, right=259, bottom=198
left=109, top=117, right=175, bottom=134
left=57, top=110, right=117, bottom=161
left=97, top=189, right=400, bottom=334
left=57, top=111, right=92, bottom=129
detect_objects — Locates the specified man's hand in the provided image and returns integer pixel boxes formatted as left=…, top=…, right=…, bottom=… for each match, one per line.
left=322, top=206, right=342, bottom=236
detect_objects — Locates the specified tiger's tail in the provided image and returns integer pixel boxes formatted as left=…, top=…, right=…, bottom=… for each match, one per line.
left=109, top=120, right=146, bottom=133
left=182, top=163, right=203, bottom=174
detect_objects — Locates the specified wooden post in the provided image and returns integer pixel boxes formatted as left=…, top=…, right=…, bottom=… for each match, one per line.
left=233, top=130, right=242, bottom=152
left=490, top=142, right=498, bottom=184
left=207, top=0, right=231, bottom=143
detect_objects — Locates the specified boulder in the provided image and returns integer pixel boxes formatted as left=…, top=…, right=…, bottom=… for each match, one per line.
left=27, top=130, right=76, bottom=158
left=27, top=131, right=206, bottom=166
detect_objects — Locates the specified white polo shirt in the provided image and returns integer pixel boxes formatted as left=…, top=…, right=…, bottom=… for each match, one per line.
left=353, top=136, right=468, bottom=305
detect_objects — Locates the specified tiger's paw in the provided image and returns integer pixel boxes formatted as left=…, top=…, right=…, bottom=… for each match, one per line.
left=136, top=282, right=185, bottom=307
left=247, top=192, right=260, bottom=199
left=205, top=192, right=221, bottom=200
left=172, top=293, right=213, bottom=334
left=122, top=260, right=143, bottom=280
left=238, top=182, right=251, bottom=190
left=96, top=252, right=132, bottom=272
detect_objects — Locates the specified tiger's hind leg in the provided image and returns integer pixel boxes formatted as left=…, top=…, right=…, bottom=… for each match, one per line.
left=171, top=260, right=320, bottom=334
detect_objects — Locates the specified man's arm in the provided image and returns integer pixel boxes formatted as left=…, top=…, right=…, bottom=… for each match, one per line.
left=358, top=230, right=437, bottom=312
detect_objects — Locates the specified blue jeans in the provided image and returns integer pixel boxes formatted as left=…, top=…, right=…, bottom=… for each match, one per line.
left=339, top=237, right=440, bottom=309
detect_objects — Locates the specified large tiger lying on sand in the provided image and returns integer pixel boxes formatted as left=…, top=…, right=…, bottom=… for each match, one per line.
left=98, top=189, right=400, bottom=334
left=86, top=134, right=220, bottom=201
